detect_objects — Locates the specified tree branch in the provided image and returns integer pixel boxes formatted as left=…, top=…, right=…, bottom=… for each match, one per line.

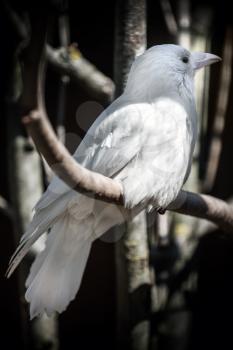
left=170, top=191, right=233, bottom=233
left=22, top=109, right=124, bottom=204
left=46, top=45, right=115, bottom=105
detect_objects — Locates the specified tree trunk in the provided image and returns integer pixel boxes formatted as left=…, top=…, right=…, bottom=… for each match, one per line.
left=7, top=73, right=59, bottom=350
left=6, top=6, right=59, bottom=349
left=114, top=1, right=151, bottom=349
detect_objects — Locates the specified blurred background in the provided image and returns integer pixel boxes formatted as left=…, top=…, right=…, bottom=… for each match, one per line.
left=0, top=0, right=233, bottom=349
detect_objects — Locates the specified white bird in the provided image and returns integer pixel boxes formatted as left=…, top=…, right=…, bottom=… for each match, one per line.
left=7, top=44, right=220, bottom=319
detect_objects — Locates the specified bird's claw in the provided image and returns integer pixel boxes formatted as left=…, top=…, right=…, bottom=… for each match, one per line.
left=158, top=207, right=166, bottom=215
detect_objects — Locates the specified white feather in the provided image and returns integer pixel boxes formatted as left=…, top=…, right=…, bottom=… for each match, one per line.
left=25, top=214, right=92, bottom=318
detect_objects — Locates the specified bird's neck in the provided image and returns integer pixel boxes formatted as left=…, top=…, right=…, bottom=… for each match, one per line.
left=124, top=71, right=195, bottom=107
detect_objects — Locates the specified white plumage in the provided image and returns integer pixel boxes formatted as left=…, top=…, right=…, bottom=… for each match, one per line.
left=7, top=44, right=220, bottom=318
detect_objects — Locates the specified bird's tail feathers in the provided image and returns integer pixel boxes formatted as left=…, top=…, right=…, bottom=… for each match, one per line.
left=6, top=194, right=69, bottom=278
left=25, top=213, right=92, bottom=319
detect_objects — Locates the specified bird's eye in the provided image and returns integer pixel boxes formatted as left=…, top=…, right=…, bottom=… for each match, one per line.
left=182, top=56, right=189, bottom=63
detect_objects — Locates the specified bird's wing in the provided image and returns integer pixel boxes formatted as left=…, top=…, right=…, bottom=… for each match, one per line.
left=34, top=99, right=146, bottom=211
left=77, top=108, right=144, bottom=175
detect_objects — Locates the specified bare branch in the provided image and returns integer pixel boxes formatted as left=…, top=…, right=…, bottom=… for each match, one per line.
left=170, top=191, right=233, bottom=233
left=46, top=45, right=115, bottom=105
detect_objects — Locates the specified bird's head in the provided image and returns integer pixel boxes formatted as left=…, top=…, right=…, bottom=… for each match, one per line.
left=125, top=44, right=221, bottom=101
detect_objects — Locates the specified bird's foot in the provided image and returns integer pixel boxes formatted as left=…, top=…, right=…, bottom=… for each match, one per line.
left=157, top=207, right=166, bottom=215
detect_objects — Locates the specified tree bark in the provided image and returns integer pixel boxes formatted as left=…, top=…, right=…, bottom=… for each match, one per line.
left=114, top=1, right=150, bottom=349
left=5, top=6, right=59, bottom=349
left=7, top=72, right=58, bottom=350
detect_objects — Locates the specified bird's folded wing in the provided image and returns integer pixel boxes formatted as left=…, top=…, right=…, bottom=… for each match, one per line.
left=34, top=101, right=146, bottom=211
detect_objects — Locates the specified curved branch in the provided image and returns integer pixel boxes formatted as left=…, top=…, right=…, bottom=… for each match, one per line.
left=22, top=109, right=124, bottom=204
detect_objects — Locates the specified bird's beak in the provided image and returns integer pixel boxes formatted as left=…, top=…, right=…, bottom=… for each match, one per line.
left=192, top=52, right=221, bottom=70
